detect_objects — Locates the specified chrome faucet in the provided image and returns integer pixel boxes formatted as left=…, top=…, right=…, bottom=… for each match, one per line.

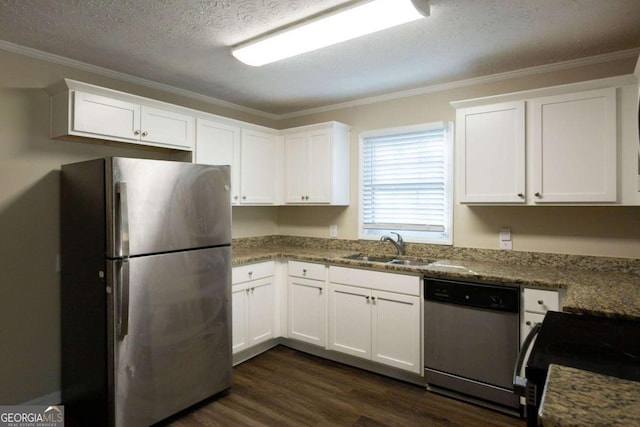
left=380, top=232, right=404, bottom=256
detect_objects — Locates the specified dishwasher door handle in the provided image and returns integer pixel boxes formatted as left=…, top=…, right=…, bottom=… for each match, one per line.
left=513, top=322, right=541, bottom=397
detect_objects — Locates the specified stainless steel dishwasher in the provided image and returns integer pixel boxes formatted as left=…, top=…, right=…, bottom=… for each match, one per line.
left=424, top=277, right=521, bottom=413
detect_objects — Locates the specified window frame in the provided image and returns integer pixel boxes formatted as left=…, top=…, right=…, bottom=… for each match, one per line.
left=358, top=121, right=454, bottom=245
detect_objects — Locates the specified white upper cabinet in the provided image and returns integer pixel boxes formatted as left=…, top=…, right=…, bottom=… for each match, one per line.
left=283, top=122, right=350, bottom=205
left=530, top=88, right=617, bottom=203
left=457, top=101, right=526, bottom=203
left=240, top=129, right=282, bottom=205
left=453, top=81, right=621, bottom=205
left=50, top=79, right=195, bottom=151
left=195, top=119, right=241, bottom=204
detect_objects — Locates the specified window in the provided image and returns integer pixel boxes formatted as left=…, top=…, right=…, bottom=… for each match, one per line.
left=359, top=122, right=453, bottom=244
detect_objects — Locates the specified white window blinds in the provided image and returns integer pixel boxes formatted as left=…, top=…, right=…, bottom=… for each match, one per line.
left=360, top=122, right=452, bottom=243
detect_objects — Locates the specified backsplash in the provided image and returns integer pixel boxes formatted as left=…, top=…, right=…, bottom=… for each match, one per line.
left=233, top=235, right=640, bottom=276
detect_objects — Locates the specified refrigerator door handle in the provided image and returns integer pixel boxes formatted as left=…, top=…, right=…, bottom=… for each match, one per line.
left=117, top=258, right=130, bottom=339
left=116, top=181, right=130, bottom=258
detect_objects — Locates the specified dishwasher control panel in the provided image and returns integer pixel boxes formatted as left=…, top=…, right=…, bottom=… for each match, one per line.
left=424, top=277, right=519, bottom=313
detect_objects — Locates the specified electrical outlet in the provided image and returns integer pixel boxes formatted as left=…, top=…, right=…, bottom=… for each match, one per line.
left=329, top=224, right=338, bottom=238
left=499, top=227, right=512, bottom=250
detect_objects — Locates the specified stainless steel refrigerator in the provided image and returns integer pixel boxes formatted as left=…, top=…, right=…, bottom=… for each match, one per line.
left=61, top=157, right=232, bottom=426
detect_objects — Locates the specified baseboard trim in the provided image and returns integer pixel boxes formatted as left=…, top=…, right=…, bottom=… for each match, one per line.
left=21, top=390, right=61, bottom=406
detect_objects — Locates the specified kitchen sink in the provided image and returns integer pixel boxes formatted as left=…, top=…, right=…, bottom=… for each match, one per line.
left=343, top=253, right=397, bottom=263
left=343, top=253, right=433, bottom=266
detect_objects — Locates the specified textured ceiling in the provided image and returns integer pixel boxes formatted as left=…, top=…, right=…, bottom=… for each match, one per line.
left=0, top=0, right=639, bottom=116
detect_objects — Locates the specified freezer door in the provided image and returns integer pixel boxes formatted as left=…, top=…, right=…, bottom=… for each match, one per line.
left=111, top=246, right=231, bottom=427
left=108, top=157, right=231, bottom=257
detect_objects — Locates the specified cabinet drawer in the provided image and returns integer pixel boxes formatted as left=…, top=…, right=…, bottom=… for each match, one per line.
left=523, top=288, right=559, bottom=313
left=329, top=266, right=420, bottom=296
left=288, top=260, right=326, bottom=281
left=232, top=261, right=275, bottom=284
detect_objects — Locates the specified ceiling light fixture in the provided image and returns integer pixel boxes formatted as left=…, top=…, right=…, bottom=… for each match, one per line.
left=231, top=0, right=430, bottom=67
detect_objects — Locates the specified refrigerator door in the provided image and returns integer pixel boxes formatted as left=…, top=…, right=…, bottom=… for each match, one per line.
left=110, top=246, right=232, bottom=427
left=107, top=157, right=231, bottom=257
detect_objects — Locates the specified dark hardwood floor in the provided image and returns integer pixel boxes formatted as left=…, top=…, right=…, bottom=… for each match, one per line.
left=163, top=346, right=525, bottom=427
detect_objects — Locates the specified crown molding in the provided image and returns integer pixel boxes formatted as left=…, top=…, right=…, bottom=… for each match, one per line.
left=0, top=40, right=280, bottom=121
left=279, top=48, right=640, bottom=119
left=1, top=39, right=637, bottom=122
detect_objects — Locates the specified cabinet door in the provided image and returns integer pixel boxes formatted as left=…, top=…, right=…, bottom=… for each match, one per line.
left=521, top=312, right=545, bottom=346
left=196, top=119, right=241, bottom=204
left=247, top=277, right=275, bottom=347
left=328, top=284, right=371, bottom=359
left=231, top=284, right=249, bottom=354
left=140, top=106, right=194, bottom=150
left=284, top=132, right=308, bottom=203
left=371, top=290, right=421, bottom=373
left=288, top=276, right=326, bottom=346
left=458, top=101, right=526, bottom=203
left=306, top=129, right=332, bottom=203
left=531, top=88, right=617, bottom=203
left=240, top=129, right=277, bottom=204
left=73, top=91, right=140, bottom=142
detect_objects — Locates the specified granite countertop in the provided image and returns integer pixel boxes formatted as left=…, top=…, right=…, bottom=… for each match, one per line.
left=231, top=242, right=640, bottom=320
left=538, top=364, right=640, bottom=427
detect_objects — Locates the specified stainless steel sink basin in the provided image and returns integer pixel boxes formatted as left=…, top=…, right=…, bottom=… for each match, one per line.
left=343, top=254, right=433, bottom=266
left=343, top=254, right=396, bottom=263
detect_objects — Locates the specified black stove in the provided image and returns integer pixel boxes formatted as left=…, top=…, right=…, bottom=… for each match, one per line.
left=522, top=311, right=640, bottom=426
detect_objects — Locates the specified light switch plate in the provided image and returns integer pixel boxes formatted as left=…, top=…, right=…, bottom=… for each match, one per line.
left=329, top=224, right=338, bottom=238
left=499, top=227, right=511, bottom=241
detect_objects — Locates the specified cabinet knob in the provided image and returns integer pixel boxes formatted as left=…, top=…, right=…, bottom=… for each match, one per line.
left=305, top=196, right=309, bottom=200
left=537, top=300, right=544, bottom=305
left=142, top=131, right=148, bottom=137
left=242, top=196, right=247, bottom=200
left=234, top=195, right=239, bottom=200
left=526, top=321, right=532, bottom=326
left=365, top=296, right=370, bottom=302
left=371, top=296, right=376, bottom=304
left=248, top=271, right=253, bottom=278
left=250, top=287, right=255, bottom=293
left=517, top=193, right=524, bottom=198
left=301, top=196, right=305, bottom=200
left=133, top=130, right=140, bottom=136
left=318, top=287, right=322, bottom=294
left=302, top=269, right=307, bottom=275
left=535, top=192, right=542, bottom=198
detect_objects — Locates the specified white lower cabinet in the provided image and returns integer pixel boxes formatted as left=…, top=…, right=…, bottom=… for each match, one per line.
left=232, top=262, right=275, bottom=354
left=287, top=261, right=327, bottom=347
left=328, top=267, right=422, bottom=374
left=520, top=287, right=562, bottom=345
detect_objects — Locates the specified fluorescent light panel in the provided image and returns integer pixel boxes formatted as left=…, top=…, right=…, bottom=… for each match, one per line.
left=232, top=0, right=428, bottom=67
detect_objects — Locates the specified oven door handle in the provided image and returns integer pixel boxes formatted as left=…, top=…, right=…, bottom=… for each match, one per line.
left=513, top=322, right=542, bottom=396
